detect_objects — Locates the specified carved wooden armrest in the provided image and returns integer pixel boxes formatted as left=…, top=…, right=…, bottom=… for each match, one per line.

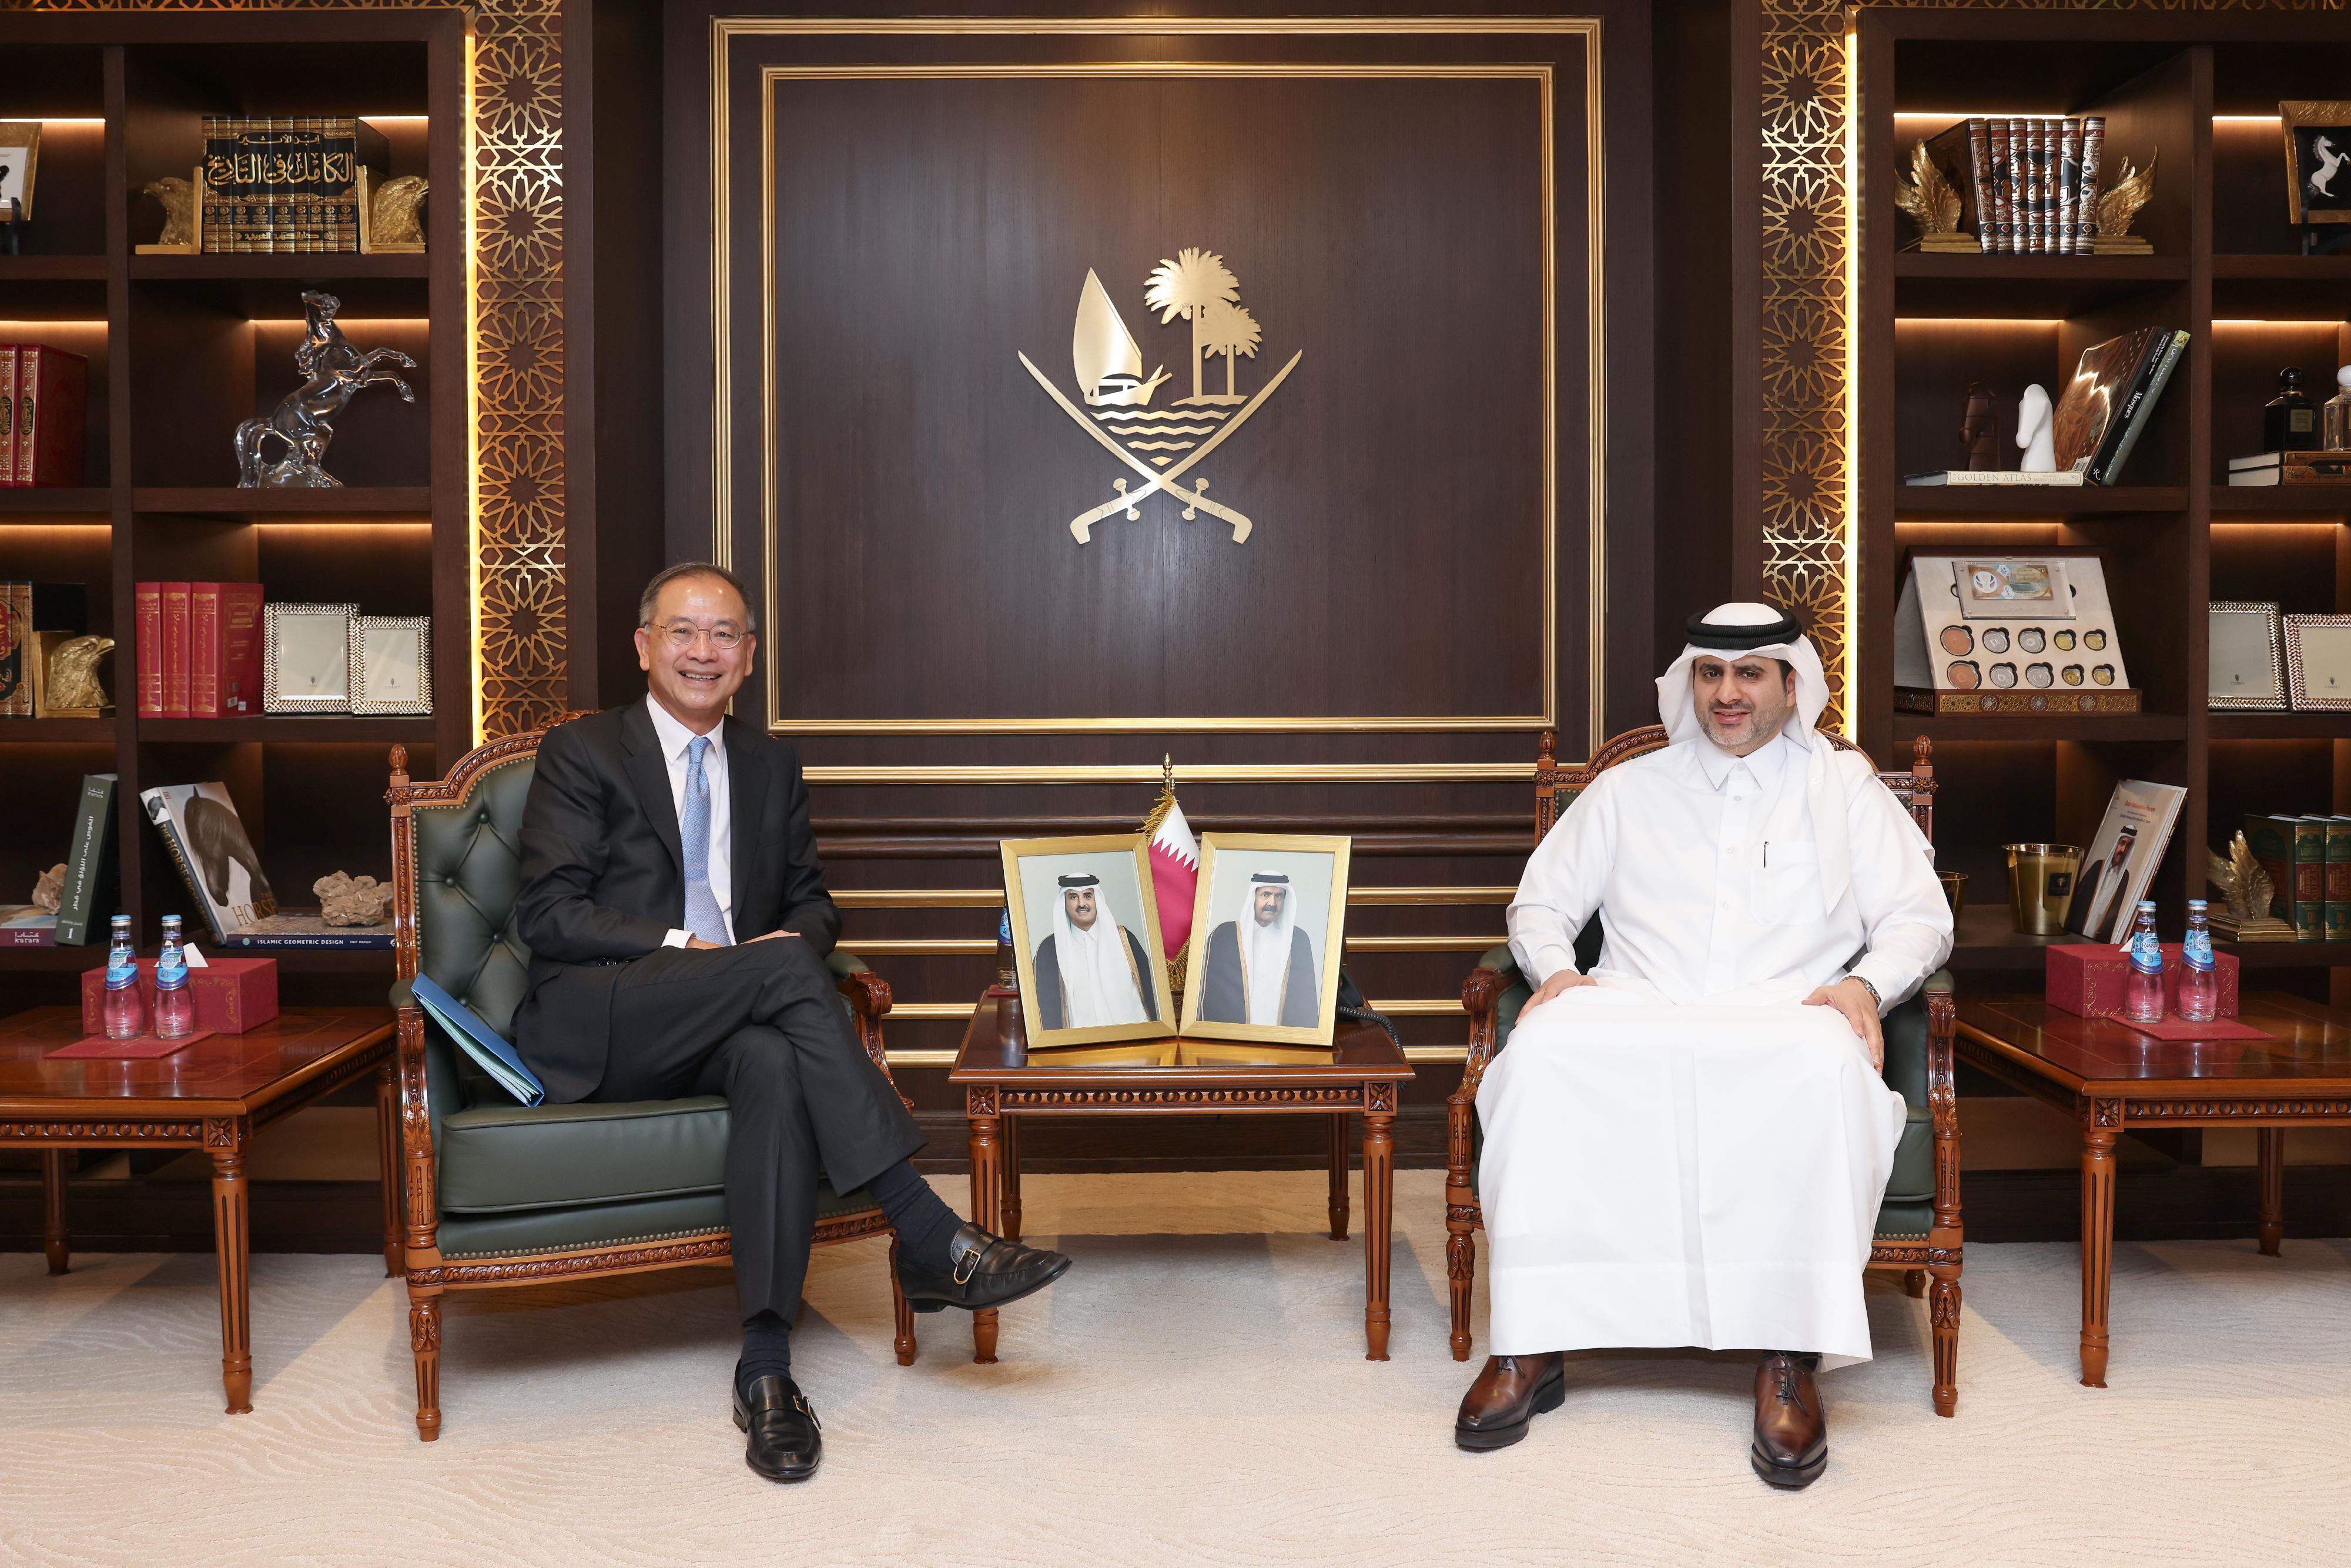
left=1459, top=966, right=1506, bottom=1095
left=832, top=967, right=897, bottom=1085
left=1923, top=971, right=1960, bottom=1234
left=392, top=1001, right=443, bottom=1267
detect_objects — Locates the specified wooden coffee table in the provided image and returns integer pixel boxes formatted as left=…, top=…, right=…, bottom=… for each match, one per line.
left=1955, top=991, right=2351, bottom=1388
left=1, top=1004, right=399, bottom=1413
left=948, top=994, right=1415, bottom=1363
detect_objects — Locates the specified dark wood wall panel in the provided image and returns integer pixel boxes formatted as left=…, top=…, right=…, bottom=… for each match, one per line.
left=763, top=72, right=1554, bottom=730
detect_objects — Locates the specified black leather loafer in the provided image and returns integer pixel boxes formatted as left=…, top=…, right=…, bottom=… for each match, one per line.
left=897, top=1222, right=1072, bottom=1313
left=732, top=1373, right=821, bottom=1483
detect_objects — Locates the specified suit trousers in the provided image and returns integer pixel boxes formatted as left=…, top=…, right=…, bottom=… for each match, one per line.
left=590, top=939, right=924, bottom=1320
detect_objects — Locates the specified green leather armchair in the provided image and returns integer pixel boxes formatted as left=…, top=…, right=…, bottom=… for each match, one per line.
left=385, top=723, right=914, bottom=1443
left=1448, top=728, right=1962, bottom=1416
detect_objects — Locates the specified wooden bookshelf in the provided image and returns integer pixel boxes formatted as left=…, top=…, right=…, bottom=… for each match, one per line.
left=1857, top=12, right=2351, bottom=990
left=0, top=9, right=464, bottom=1009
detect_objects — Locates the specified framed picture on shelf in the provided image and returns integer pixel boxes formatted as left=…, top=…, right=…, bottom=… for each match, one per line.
left=999, top=834, right=1178, bottom=1050
left=0, top=122, right=40, bottom=220
left=2209, top=602, right=2288, bottom=711
left=263, top=602, right=357, bottom=712
left=349, top=615, right=431, bottom=715
left=2284, top=614, right=2351, bottom=710
left=2280, top=101, right=2351, bottom=226
left=1178, top=833, right=1352, bottom=1047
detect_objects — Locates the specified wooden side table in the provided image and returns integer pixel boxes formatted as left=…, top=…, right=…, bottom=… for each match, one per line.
left=948, top=996, right=1415, bottom=1363
left=1955, top=992, right=2351, bottom=1388
left=2, top=1006, right=399, bottom=1412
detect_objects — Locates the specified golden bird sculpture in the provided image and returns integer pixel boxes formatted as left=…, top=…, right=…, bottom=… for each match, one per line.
left=45, top=634, right=114, bottom=712
left=2208, top=829, right=2294, bottom=940
left=142, top=176, right=197, bottom=249
left=1894, top=140, right=1975, bottom=252
left=2095, top=149, right=2157, bottom=252
left=370, top=175, right=429, bottom=252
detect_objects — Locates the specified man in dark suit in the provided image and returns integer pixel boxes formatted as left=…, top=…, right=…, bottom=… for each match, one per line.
left=512, top=561, right=1070, bottom=1484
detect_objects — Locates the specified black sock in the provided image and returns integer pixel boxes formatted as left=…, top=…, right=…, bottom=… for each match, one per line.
left=866, top=1159, right=966, bottom=1268
left=738, top=1309, right=791, bottom=1398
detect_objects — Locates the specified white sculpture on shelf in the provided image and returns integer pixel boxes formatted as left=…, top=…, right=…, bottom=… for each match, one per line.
left=2016, top=383, right=2057, bottom=473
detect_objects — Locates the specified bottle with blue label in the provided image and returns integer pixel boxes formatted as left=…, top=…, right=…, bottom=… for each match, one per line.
left=2178, top=899, right=2218, bottom=1023
left=153, top=914, right=196, bottom=1040
left=2124, top=901, right=2166, bottom=1024
left=102, top=914, right=145, bottom=1041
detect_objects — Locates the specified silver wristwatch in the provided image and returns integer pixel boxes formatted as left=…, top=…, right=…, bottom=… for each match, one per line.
left=1851, top=974, right=1883, bottom=1013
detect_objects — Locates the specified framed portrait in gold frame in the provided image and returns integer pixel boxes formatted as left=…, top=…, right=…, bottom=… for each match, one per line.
left=0, top=123, right=41, bottom=222
left=999, top=834, right=1178, bottom=1050
left=1178, top=833, right=1352, bottom=1047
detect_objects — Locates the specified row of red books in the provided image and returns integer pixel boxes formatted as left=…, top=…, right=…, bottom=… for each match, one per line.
left=0, top=345, right=91, bottom=487
left=133, top=582, right=264, bottom=718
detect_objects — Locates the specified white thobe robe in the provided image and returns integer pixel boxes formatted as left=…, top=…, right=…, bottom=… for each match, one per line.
left=1479, top=732, right=1953, bottom=1366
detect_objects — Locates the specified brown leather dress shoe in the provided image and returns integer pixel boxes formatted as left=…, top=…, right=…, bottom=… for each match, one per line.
left=1454, top=1353, right=1565, bottom=1451
left=1751, top=1351, right=1827, bottom=1488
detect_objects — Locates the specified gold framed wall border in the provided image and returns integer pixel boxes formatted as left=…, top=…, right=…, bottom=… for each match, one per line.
left=1756, top=0, right=2339, bottom=733
left=712, top=19, right=1607, bottom=748
left=29, top=0, right=565, bottom=745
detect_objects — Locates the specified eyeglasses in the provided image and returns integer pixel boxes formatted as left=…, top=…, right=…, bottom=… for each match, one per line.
left=649, top=620, right=746, bottom=652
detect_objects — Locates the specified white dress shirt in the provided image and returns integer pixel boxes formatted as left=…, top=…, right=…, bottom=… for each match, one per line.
left=645, top=696, right=735, bottom=947
left=1506, top=732, right=1952, bottom=1010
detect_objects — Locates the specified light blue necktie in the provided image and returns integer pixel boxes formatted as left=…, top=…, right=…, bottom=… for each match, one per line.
left=681, top=735, right=731, bottom=946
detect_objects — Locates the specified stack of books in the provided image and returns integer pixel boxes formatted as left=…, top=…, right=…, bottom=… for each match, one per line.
left=133, top=582, right=265, bottom=719
left=1922, top=115, right=2111, bottom=255
left=2246, top=813, right=2351, bottom=942
left=199, top=117, right=388, bottom=254
left=0, top=344, right=90, bottom=487
left=2228, top=451, right=2351, bottom=487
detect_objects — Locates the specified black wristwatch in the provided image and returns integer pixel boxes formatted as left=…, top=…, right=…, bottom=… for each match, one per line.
left=1851, top=974, right=1883, bottom=1013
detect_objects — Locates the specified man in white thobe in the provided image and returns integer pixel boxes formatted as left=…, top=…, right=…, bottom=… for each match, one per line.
left=1197, top=873, right=1322, bottom=1027
left=1454, top=603, right=1953, bottom=1489
left=1032, top=875, right=1158, bottom=1030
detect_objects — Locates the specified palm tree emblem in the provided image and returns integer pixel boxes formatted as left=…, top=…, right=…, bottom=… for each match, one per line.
left=1143, top=247, right=1240, bottom=404
left=1020, top=245, right=1301, bottom=544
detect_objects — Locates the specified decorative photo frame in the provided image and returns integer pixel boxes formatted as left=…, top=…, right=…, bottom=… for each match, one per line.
left=2285, top=614, right=2351, bottom=710
left=1178, top=833, right=1353, bottom=1047
left=0, top=123, right=41, bottom=221
left=999, top=834, right=1179, bottom=1049
left=348, top=614, right=431, bottom=715
left=2280, top=101, right=2351, bottom=226
left=2209, top=602, right=2288, bottom=711
left=263, top=602, right=358, bottom=712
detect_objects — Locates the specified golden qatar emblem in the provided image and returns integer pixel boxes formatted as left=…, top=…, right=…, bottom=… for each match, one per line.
left=1020, top=247, right=1301, bottom=545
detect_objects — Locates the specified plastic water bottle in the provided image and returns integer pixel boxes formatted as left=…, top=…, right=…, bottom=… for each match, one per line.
left=153, top=915, right=196, bottom=1040
left=102, top=914, right=145, bottom=1040
left=2178, top=900, right=2219, bottom=1023
left=2124, top=902, right=2166, bottom=1024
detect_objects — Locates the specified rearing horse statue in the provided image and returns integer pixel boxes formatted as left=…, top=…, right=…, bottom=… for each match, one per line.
left=234, top=289, right=417, bottom=488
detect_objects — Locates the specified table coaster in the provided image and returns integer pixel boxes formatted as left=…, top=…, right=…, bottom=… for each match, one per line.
left=2115, top=1015, right=2270, bottom=1044
left=46, top=1030, right=217, bottom=1060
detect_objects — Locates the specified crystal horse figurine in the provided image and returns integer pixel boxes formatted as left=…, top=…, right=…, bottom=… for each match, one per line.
left=234, top=290, right=417, bottom=488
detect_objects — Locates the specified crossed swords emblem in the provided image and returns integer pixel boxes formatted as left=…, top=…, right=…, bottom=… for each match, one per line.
left=1020, top=349, right=1302, bottom=545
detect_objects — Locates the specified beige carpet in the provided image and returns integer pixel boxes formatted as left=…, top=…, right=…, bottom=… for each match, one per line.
left=6, top=1170, right=2351, bottom=1567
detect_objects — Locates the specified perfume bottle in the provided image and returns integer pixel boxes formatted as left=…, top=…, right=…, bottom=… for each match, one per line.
left=2324, top=364, right=2351, bottom=453
left=2265, top=367, right=2319, bottom=453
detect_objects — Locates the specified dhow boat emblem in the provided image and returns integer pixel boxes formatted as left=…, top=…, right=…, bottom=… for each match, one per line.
left=1020, top=247, right=1301, bottom=544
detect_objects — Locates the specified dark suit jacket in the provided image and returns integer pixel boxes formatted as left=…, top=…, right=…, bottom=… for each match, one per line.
left=511, top=700, right=839, bottom=1101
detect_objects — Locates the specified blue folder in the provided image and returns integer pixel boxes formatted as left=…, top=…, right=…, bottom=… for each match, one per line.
left=410, top=973, right=546, bottom=1107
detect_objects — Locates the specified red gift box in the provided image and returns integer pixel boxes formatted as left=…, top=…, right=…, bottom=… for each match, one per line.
left=81, top=956, right=279, bottom=1036
left=2046, top=943, right=2239, bottom=1020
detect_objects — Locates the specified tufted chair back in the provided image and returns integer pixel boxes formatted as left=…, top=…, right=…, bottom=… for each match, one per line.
left=387, top=729, right=550, bottom=1140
